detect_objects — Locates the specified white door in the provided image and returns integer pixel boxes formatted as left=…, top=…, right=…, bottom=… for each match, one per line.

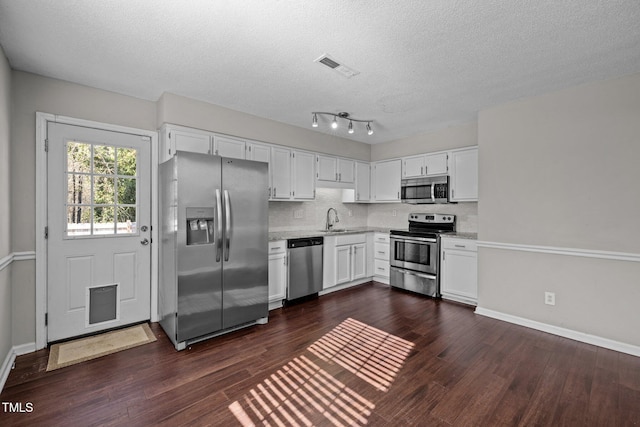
left=46, top=122, right=152, bottom=342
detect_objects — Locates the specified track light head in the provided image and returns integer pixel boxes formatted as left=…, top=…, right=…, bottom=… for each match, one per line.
left=312, top=113, right=318, bottom=127
left=348, top=121, right=354, bottom=134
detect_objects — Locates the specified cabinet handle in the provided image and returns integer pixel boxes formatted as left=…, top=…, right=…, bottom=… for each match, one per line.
left=454, top=244, right=466, bottom=248
left=339, top=173, right=342, bottom=181
left=335, top=173, right=338, bottom=181
left=397, top=191, right=400, bottom=199
left=356, top=192, right=360, bottom=200
left=271, top=246, right=282, bottom=250
left=377, top=251, right=385, bottom=254
left=421, top=166, right=424, bottom=175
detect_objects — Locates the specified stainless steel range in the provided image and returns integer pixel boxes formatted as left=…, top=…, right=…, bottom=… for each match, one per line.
left=389, top=213, right=456, bottom=297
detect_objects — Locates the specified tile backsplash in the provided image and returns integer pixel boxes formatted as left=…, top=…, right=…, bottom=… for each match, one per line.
left=269, top=188, right=478, bottom=233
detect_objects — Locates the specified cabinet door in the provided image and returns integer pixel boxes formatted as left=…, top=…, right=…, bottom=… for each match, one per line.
left=450, top=148, right=478, bottom=201
left=268, top=252, right=286, bottom=303
left=171, top=128, right=212, bottom=155
left=373, top=159, right=401, bottom=201
left=337, top=158, right=355, bottom=183
left=316, top=155, right=337, bottom=182
left=335, top=245, right=352, bottom=285
left=403, top=155, right=424, bottom=178
left=271, top=147, right=291, bottom=199
left=215, top=136, right=245, bottom=159
left=355, top=161, right=371, bottom=201
left=292, top=151, right=315, bottom=199
left=441, top=249, right=477, bottom=301
left=424, top=152, right=448, bottom=176
left=246, top=142, right=271, bottom=163
left=351, top=243, right=367, bottom=280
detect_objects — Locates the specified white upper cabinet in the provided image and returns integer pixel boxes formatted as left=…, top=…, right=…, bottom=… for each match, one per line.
left=316, top=155, right=354, bottom=184
left=214, top=135, right=245, bottom=159
left=355, top=161, right=371, bottom=202
left=270, top=147, right=315, bottom=200
left=270, top=147, right=292, bottom=200
left=246, top=142, right=271, bottom=164
left=292, top=150, right=316, bottom=200
left=372, top=159, right=401, bottom=201
left=402, top=152, right=448, bottom=178
left=159, top=125, right=212, bottom=162
left=449, top=147, right=478, bottom=202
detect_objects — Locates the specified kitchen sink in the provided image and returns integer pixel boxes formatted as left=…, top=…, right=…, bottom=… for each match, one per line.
left=319, top=229, right=352, bottom=233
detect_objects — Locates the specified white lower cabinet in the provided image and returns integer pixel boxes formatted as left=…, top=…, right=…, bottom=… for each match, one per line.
left=268, top=240, right=287, bottom=308
left=323, top=233, right=367, bottom=290
left=373, top=233, right=390, bottom=283
left=440, top=237, right=477, bottom=305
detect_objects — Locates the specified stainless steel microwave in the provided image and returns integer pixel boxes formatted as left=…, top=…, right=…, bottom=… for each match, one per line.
left=401, top=175, right=450, bottom=204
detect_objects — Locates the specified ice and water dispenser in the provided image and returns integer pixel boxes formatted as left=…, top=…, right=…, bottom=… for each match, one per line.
left=186, top=207, right=215, bottom=245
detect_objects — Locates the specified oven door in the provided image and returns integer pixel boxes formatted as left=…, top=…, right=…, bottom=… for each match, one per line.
left=389, top=235, right=438, bottom=275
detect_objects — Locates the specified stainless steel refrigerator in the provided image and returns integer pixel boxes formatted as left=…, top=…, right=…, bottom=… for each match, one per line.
left=159, top=151, right=269, bottom=350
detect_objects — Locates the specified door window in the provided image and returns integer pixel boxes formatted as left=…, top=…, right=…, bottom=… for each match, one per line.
left=65, top=141, right=138, bottom=237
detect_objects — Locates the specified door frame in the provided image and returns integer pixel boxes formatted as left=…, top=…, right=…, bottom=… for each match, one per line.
left=35, top=112, right=159, bottom=350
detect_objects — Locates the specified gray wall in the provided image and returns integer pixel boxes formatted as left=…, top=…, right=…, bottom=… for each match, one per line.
left=0, top=47, right=11, bottom=365
left=478, top=72, right=640, bottom=347
left=10, top=72, right=157, bottom=346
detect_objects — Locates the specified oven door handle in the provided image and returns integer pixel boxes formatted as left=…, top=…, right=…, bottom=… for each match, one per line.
left=391, top=266, right=437, bottom=280
left=391, top=235, right=437, bottom=243
left=430, top=182, right=435, bottom=202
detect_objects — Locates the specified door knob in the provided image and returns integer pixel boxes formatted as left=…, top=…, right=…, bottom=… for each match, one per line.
left=141, top=238, right=150, bottom=246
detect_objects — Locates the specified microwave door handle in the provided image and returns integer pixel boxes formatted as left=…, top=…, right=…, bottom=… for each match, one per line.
left=215, top=189, right=222, bottom=262
left=430, top=182, right=435, bottom=202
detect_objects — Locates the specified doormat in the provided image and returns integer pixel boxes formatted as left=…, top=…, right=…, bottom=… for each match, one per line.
left=46, top=323, right=156, bottom=371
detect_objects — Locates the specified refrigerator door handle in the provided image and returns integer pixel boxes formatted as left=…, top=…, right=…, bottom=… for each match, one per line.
left=215, top=189, right=223, bottom=262
left=224, top=189, right=231, bottom=261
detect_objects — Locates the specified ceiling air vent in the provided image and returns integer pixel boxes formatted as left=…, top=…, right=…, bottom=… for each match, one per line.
left=314, top=54, right=360, bottom=79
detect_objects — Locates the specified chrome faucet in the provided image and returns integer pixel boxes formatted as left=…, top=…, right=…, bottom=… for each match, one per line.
left=325, top=208, right=340, bottom=231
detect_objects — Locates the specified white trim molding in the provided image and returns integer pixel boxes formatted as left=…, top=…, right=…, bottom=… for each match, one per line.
left=0, top=342, right=36, bottom=393
left=477, top=240, right=640, bottom=263
left=475, top=307, right=640, bottom=358
left=0, top=251, right=36, bottom=271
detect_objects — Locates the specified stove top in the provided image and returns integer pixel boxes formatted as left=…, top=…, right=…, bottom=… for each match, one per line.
left=390, top=212, right=456, bottom=237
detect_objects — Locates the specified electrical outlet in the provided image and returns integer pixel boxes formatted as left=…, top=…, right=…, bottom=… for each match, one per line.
left=392, top=209, right=397, bottom=217
left=293, top=209, right=303, bottom=219
left=544, top=291, right=556, bottom=306
left=348, top=209, right=353, bottom=217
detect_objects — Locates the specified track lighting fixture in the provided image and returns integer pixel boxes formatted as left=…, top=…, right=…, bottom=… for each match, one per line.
left=311, top=112, right=374, bottom=136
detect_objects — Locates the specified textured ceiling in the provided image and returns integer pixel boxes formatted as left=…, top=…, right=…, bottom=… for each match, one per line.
left=1, top=0, right=640, bottom=144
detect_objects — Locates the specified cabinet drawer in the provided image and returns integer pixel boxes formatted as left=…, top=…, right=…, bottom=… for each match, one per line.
left=441, top=238, right=477, bottom=252
left=268, top=240, right=287, bottom=254
left=374, top=242, right=389, bottom=260
left=374, top=259, right=390, bottom=277
left=336, top=233, right=366, bottom=246
left=374, top=233, right=390, bottom=244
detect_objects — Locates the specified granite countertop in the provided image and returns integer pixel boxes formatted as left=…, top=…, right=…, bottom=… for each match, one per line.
left=269, top=227, right=393, bottom=241
left=441, top=232, right=478, bottom=240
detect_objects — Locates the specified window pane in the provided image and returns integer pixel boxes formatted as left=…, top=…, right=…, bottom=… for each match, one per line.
left=67, top=142, right=91, bottom=173
left=117, top=207, right=137, bottom=234
left=94, top=145, right=115, bottom=175
left=117, top=148, right=137, bottom=176
left=94, top=176, right=115, bottom=204
left=67, top=206, right=91, bottom=236
left=93, top=206, right=115, bottom=235
left=117, top=177, right=136, bottom=205
left=67, top=173, right=91, bottom=205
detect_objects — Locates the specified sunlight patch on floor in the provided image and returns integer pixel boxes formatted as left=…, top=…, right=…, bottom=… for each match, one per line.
left=229, top=318, right=414, bottom=426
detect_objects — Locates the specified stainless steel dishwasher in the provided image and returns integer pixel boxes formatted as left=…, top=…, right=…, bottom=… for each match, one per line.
left=287, top=237, right=324, bottom=301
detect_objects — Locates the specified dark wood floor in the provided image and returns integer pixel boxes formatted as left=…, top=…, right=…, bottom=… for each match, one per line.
left=2, top=282, right=640, bottom=426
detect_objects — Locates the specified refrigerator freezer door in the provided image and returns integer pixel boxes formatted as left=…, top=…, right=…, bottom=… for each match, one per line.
left=221, top=157, right=269, bottom=329
left=176, top=152, right=223, bottom=343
